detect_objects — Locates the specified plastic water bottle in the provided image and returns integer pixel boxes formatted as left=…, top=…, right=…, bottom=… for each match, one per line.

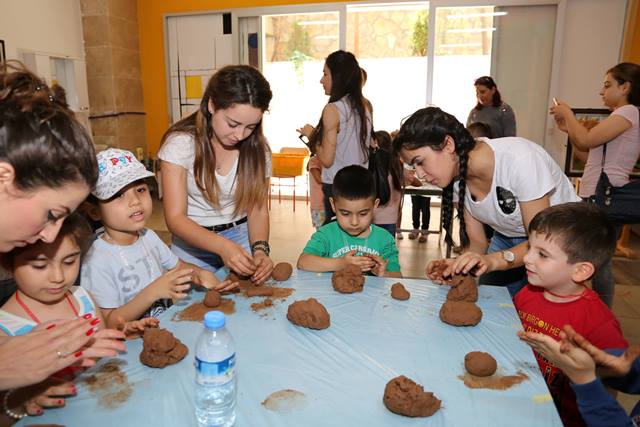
left=195, top=311, right=237, bottom=427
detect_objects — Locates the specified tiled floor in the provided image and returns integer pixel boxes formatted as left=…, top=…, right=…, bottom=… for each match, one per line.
left=149, top=194, right=640, bottom=413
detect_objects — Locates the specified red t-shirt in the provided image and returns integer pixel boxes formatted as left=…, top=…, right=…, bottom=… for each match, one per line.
left=514, top=284, right=628, bottom=427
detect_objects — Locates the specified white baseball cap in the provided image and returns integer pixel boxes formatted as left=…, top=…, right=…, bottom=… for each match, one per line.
left=92, top=148, right=154, bottom=200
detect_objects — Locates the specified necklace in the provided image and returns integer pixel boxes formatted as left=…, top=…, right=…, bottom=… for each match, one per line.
left=15, top=290, right=78, bottom=323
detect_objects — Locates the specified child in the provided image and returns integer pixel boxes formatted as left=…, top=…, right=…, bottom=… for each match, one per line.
left=81, top=149, right=236, bottom=329
left=0, top=212, right=152, bottom=414
left=520, top=324, right=639, bottom=427
left=297, top=165, right=401, bottom=277
left=514, top=202, right=628, bottom=427
left=372, top=130, right=404, bottom=237
left=307, top=140, right=326, bottom=230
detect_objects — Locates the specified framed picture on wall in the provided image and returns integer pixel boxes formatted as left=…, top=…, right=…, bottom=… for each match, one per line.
left=564, top=108, right=611, bottom=177
left=0, top=40, right=5, bottom=64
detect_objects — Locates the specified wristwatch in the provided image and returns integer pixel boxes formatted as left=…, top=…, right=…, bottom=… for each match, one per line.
left=502, top=250, right=516, bottom=264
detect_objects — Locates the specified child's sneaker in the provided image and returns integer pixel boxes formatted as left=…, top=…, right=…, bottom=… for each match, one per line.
left=408, top=230, right=419, bottom=240
left=418, top=231, right=427, bottom=243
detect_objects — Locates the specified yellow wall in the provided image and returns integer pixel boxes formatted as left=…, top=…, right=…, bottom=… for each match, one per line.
left=626, top=4, right=640, bottom=62
left=138, top=0, right=337, bottom=156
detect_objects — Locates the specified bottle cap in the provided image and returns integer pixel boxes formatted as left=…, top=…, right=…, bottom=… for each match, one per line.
left=204, top=311, right=225, bottom=329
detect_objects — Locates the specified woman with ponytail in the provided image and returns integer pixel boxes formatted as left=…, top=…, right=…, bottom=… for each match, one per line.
left=394, top=107, right=579, bottom=296
left=158, top=65, right=274, bottom=283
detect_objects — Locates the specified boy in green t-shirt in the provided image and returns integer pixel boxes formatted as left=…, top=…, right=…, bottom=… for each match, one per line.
left=297, top=165, right=402, bottom=277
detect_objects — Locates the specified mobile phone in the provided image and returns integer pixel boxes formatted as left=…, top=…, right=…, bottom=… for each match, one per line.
left=552, top=97, right=559, bottom=106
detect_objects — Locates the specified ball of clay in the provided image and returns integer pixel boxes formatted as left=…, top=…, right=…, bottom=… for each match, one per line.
left=446, top=277, right=478, bottom=302
left=272, top=262, right=293, bottom=281
left=391, top=283, right=410, bottom=300
left=332, top=264, right=365, bottom=294
left=287, top=298, right=330, bottom=330
left=464, top=351, right=497, bottom=377
left=439, top=300, right=482, bottom=326
left=203, top=289, right=221, bottom=307
left=140, top=328, right=189, bottom=369
left=383, top=375, right=441, bottom=417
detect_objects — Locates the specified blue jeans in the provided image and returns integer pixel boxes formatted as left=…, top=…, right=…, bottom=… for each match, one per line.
left=376, top=224, right=396, bottom=236
left=170, top=222, right=251, bottom=274
left=478, top=232, right=528, bottom=297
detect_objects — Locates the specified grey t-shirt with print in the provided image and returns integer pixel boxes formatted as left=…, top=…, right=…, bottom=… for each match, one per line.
left=81, top=228, right=179, bottom=318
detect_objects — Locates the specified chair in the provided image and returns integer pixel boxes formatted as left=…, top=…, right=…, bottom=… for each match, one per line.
left=270, top=148, right=309, bottom=211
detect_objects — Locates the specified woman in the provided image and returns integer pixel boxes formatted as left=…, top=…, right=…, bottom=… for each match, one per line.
left=159, top=65, right=274, bottom=283
left=0, top=62, right=125, bottom=406
left=394, top=107, right=580, bottom=296
left=467, top=76, right=516, bottom=138
left=550, top=62, right=640, bottom=307
left=297, top=50, right=372, bottom=223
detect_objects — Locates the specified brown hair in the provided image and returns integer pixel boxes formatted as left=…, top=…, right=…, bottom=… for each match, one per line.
left=607, top=62, right=640, bottom=106
left=160, top=65, right=272, bottom=215
left=0, top=61, right=97, bottom=191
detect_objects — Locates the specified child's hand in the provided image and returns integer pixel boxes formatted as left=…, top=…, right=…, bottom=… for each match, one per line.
left=366, top=254, right=388, bottom=277
left=561, top=324, right=640, bottom=379
left=195, top=269, right=239, bottom=292
left=426, top=258, right=454, bottom=284
left=517, top=329, right=597, bottom=385
left=343, top=250, right=375, bottom=273
left=149, top=268, right=194, bottom=300
left=252, top=252, right=274, bottom=285
left=11, top=377, right=76, bottom=416
left=116, top=316, right=159, bottom=340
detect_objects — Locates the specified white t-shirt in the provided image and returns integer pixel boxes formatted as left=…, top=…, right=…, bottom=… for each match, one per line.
left=81, top=229, right=179, bottom=317
left=458, top=137, right=580, bottom=237
left=157, top=133, right=245, bottom=226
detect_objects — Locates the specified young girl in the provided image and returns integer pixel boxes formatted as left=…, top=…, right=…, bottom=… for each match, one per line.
left=372, top=130, right=404, bottom=237
left=297, top=50, right=372, bottom=224
left=0, top=212, right=150, bottom=417
left=550, top=62, right=640, bottom=307
left=394, top=107, right=580, bottom=296
left=159, top=65, right=274, bottom=283
left=306, top=140, right=325, bottom=230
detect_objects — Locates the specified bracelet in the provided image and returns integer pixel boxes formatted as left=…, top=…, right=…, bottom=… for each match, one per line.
left=251, top=240, right=270, bottom=256
left=3, top=389, right=27, bottom=420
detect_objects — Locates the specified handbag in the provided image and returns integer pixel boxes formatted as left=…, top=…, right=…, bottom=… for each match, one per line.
left=593, top=143, right=640, bottom=224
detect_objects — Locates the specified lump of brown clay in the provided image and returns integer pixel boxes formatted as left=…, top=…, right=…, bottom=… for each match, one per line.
left=439, top=300, right=482, bottom=326
left=203, top=289, right=221, bottom=307
left=245, top=286, right=275, bottom=297
left=272, top=262, right=293, bottom=281
left=287, top=298, right=330, bottom=330
left=464, top=351, right=497, bottom=377
left=332, top=264, right=365, bottom=294
left=430, top=260, right=453, bottom=285
left=383, top=375, right=441, bottom=417
left=139, top=328, right=188, bottom=368
left=391, top=283, right=410, bottom=300
left=446, top=276, right=478, bottom=302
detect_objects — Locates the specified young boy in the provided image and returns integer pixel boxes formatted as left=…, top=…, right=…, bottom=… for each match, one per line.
left=297, top=165, right=401, bottom=277
left=515, top=202, right=628, bottom=427
left=81, top=148, right=236, bottom=328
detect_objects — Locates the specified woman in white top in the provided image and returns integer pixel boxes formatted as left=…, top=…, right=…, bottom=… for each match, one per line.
left=550, top=62, right=640, bottom=306
left=158, top=66, right=274, bottom=283
left=394, top=107, right=580, bottom=296
left=297, top=50, right=372, bottom=224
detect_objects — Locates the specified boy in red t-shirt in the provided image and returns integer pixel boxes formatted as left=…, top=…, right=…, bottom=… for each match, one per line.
left=514, top=202, right=628, bottom=427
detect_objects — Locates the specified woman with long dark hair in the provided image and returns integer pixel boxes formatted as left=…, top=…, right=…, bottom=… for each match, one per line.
left=394, top=107, right=579, bottom=296
left=467, top=76, right=516, bottom=138
left=550, top=62, right=640, bottom=307
left=159, top=65, right=275, bottom=283
left=297, top=50, right=372, bottom=223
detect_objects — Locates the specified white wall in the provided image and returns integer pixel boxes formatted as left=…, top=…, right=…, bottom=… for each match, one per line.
left=0, top=0, right=85, bottom=60
left=545, top=0, right=627, bottom=165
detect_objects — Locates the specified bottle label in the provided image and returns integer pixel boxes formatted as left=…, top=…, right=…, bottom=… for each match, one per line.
left=195, top=354, right=235, bottom=386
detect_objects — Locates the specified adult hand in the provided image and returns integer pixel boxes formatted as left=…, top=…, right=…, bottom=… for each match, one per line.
left=448, top=251, right=495, bottom=277
left=8, top=377, right=76, bottom=416
left=296, top=124, right=315, bottom=139
left=0, top=317, right=125, bottom=390
left=549, top=101, right=572, bottom=132
left=517, top=329, right=597, bottom=385
left=221, top=240, right=256, bottom=277
left=251, top=252, right=274, bottom=285
left=366, top=254, right=388, bottom=277
left=343, top=250, right=375, bottom=273
left=561, top=324, right=640, bottom=379
left=149, top=268, right=193, bottom=301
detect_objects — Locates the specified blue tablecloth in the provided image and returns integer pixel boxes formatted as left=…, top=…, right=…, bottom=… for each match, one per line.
left=21, top=271, right=562, bottom=426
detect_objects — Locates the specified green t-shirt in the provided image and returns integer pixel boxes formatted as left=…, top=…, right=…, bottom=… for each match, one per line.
left=302, top=222, right=401, bottom=273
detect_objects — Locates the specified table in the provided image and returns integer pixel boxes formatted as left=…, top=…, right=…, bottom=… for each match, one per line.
left=22, top=272, right=562, bottom=426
